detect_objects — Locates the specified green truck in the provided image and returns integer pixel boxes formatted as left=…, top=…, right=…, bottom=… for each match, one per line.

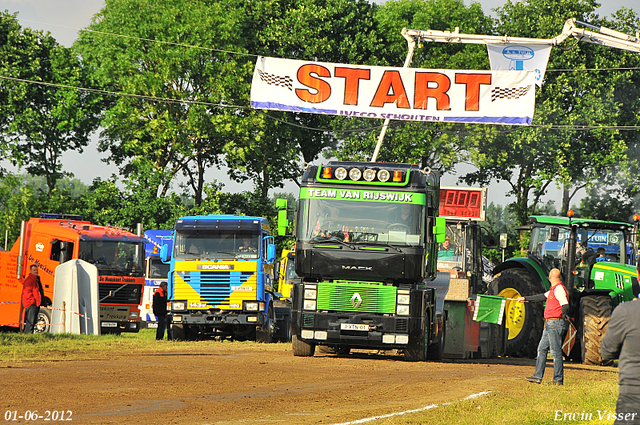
left=277, top=161, right=447, bottom=361
left=489, top=214, right=639, bottom=364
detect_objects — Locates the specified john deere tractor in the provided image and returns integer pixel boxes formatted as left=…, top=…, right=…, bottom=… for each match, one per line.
left=489, top=214, right=639, bottom=364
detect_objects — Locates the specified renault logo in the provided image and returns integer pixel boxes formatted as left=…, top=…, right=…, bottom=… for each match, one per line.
left=350, top=293, right=362, bottom=308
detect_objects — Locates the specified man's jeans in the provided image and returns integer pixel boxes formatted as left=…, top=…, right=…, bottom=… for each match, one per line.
left=532, top=319, right=568, bottom=384
left=24, top=305, right=39, bottom=334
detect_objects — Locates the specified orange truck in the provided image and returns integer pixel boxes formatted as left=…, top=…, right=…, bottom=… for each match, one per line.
left=0, top=214, right=146, bottom=334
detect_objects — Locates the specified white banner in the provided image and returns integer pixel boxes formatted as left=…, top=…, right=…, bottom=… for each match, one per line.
left=487, top=44, right=552, bottom=87
left=250, top=56, right=536, bottom=125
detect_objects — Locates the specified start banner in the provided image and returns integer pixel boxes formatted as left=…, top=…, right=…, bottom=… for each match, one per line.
left=250, top=56, right=536, bottom=125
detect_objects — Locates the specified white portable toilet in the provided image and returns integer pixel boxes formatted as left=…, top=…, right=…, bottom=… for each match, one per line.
left=51, top=260, right=99, bottom=335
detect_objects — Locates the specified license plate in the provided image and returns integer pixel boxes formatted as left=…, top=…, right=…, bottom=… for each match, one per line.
left=102, top=322, right=117, bottom=328
left=340, top=323, right=369, bottom=331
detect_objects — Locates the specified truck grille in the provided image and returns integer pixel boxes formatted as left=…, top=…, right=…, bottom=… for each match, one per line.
left=182, top=271, right=254, bottom=306
left=316, top=282, right=396, bottom=314
left=99, top=283, right=143, bottom=305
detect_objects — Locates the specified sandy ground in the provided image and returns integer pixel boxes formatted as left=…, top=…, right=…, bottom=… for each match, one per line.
left=0, top=342, right=612, bottom=424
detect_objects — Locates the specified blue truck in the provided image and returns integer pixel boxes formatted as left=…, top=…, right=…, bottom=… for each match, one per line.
left=160, top=215, right=290, bottom=342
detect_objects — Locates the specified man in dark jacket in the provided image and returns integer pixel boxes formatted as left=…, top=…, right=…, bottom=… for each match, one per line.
left=600, top=264, right=640, bottom=425
left=21, top=264, right=41, bottom=333
left=153, top=282, right=168, bottom=340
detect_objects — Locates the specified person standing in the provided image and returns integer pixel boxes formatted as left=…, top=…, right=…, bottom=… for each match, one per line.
left=517, top=268, right=569, bottom=385
left=600, top=264, right=640, bottom=425
left=153, top=282, right=168, bottom=340
left=21, top=264, right=42, bottom=334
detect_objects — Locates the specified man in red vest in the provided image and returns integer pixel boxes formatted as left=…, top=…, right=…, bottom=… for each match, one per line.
left=21, top=264, right=42, bottom=334
left=517, top=268, right=569, bottom=385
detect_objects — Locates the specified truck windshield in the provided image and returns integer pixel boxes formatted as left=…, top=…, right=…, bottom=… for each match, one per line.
left=173, top=230, right=260, bottom=259
left=298, top=198, right=424, bottom=246
left=531, top=225, right=629, bottom=269
left=148, top=257, right=170, bottom=278
left=79, top=241, right=144, bottom=277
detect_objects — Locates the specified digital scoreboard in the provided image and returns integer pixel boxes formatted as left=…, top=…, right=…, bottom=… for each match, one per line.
left=439, top=187, right=487, bottom=221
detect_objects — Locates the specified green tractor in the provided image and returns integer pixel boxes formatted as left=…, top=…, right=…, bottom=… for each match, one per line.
left=488, top=214, right=639, bottom=364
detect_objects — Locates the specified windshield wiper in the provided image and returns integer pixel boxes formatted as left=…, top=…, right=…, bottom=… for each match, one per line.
left=369, top=241, right=403, bottom=253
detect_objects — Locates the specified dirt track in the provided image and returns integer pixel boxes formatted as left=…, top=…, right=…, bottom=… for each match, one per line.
left=0, top=342, right=610, bottom=424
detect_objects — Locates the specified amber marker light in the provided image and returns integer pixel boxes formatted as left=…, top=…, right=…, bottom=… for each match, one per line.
left=633, top=214, right=640, bottom=222
left=322, top=167, right=332, bottom=179
left=393, top=170, right=403, bottom=182
left=567, top=209, right=574, bottom=218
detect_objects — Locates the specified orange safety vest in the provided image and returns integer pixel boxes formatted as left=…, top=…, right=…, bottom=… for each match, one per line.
left=544, top=282, right=568, bottom=319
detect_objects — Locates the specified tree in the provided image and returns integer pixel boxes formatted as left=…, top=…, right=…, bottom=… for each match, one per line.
left=464, top=0, right=637, bottom=225
left=74, top=0, right=250, bottom=206
left=0, top=12, right=104, bottom=194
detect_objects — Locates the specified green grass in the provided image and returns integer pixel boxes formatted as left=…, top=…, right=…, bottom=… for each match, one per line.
left=373, top=372, right=619, bottom=425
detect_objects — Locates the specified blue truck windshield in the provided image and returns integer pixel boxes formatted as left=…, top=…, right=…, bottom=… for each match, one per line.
left=173, top=230, right=260, bottom=259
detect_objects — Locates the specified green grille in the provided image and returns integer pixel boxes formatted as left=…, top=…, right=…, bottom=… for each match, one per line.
left=316, top=281, right=397, bottom=313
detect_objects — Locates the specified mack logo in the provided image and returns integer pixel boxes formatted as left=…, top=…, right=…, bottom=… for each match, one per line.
left=341, top=265, right=372, bottom=271
left=351, top=293, right=362, bottom=308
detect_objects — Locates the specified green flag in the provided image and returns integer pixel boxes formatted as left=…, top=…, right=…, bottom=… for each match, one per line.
left=473, top=294, right=506, bottom=325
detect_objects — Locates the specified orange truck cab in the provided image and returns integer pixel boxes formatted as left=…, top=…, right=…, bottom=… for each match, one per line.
left=0, top=214, right=145, bottom=334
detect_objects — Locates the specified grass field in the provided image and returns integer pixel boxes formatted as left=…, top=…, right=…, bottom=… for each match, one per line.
left=0, top=330, right=622, bottom=424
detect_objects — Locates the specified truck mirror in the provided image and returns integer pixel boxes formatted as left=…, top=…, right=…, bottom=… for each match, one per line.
left=549, top=227, right=559, bottom=242
left=434, top=217, right=446, bottom=244
left=266, top=243, right=276, bottom=263
left=276, top=198, right=288, bottom=209
left=277, top=209, right=289, bottom=236
left=160, top=244, right=169, bottom=263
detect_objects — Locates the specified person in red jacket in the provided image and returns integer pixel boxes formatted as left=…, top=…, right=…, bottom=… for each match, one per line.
left=517, top=268, right=569, bottom=385
left=21, top=264, right=42, bottom=334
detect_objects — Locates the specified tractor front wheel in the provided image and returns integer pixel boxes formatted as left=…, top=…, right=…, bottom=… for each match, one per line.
left=580, top=296, right=612, bottom=366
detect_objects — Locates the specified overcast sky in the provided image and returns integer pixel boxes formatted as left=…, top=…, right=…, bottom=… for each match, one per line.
left=0, top=0, right=636, bottom=204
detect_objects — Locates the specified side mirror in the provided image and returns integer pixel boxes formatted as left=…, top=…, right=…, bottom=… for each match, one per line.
left=160, top=244, right=169, bottom=263
left=276, top=198, right=289, bottom=236
left=267, top=244, right=276, bottom=263
left=434, top=217, right=446, bottom=244
left=500, top=233, right=508, bottom=249
left=549, top=227, right=559, bottom=242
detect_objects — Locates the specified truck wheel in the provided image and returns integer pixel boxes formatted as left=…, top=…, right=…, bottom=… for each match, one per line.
left=292, top=334, right=315, bottom=356
left=427, top=317, right=445, bottom=361
left=488, top=269, right=543, bottom=358
left=172, top=324, right=186, bottom=341
left=256, top=305, right=274, bottom=343
left=35, top=309, right=51, bottom=333
left=580, top=296, right=612, bottom=366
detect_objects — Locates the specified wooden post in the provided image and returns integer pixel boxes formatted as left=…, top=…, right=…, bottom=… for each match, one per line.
left=62, top=301, right=66, bottom=334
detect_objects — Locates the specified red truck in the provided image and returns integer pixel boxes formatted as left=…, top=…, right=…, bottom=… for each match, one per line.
left=0, top=214, right=145, bottom=334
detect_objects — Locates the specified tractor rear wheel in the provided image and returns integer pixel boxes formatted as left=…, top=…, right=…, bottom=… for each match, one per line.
left=488, top=268, right=543, bottom=358
left=580, top=296, right=612, bottom=366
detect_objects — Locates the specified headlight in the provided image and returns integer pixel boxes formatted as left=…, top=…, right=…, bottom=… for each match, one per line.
left=397, top=294, right=410, bottom=305
left=304, top=300, right=317, bottom=310
left=396, top=305, right=410, bottom=315
left=363, top=169, right=376, bottom=182
left=349, top=168, right=362, bottom=181
left=378, top=169, right=390, bottom=182
left=129, top=311, right=139, bottom=319
left=244, top=302, right=259, bottom=312
left=304, top=289, right=317, bottom=299
left=171, top=301, right=186, bottom=312
left=334, top=167, right=347, bottom=180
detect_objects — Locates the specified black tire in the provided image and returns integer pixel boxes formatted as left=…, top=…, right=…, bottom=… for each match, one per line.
left=172, top=323, right=186, bottom=341
left=427, top=315, right=445, bottom=361
left=34, top=309, right=50, bottom=333
left=580, top=296, right=612, bottom=366
left=292, top=334, right=315, bottom=357
left=256, top=304, right=275, bottom=343
left=488, top=269, right=544, bottom=358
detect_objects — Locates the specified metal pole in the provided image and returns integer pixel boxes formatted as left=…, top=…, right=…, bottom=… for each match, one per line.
left=371, top=29, right=418, bottom=163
